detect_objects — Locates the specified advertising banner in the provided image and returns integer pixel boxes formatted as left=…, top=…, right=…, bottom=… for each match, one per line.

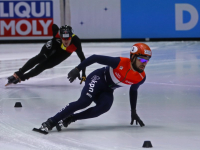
left=121, top=0, right=200, bottom=38
left=0, top=0, right=61, bottom=40
left=1, top=0, right=199, bottom=40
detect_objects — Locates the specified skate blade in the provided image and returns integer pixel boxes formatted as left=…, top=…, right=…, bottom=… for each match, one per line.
left=5, top=83, right=12, bottom=86
left=32, top=128, right=48, bottom=135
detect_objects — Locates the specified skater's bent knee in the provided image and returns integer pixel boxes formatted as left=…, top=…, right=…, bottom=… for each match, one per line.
left=69, top=99, right=92, bottom=109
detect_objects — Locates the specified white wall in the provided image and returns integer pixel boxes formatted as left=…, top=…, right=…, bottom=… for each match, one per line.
left=67, top=0, right=121, bottom=39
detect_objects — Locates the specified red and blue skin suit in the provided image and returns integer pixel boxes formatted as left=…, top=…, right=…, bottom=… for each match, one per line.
left=50, top=54, right=146, bottom=125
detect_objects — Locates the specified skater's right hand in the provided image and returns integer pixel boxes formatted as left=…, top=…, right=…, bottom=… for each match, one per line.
left=68, top=68, right=81, bottom=83
left=130, top=110, right=145, bottom=127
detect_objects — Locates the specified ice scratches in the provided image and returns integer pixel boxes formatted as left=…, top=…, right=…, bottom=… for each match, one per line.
left=0, top=91, right=69, bottom=150
left=0, top=120, right=75, bottom=150
left=62, top=137, right=112, bottom=150
left=146, top=81, right=200, bottom=88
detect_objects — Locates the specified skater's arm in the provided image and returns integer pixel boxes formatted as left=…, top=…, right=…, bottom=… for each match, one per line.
left=129, top=76, right=146, bottom=110
left=52, top=24, right=59, bottom=37
left=76, top=55, right=120, bottom=71
left=76, top=48, right=86, bottom=77
left=74, top=36, right=86, bottom=76
left=129, top=77, right=146, bottom=127
left=74, top=36, right=86, bottom=62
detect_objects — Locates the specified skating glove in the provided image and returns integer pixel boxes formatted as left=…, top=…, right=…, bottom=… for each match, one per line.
left=68, top=68, right=81, bottom=83
left=130, top=110, right=145, bottom=127
left=80, top=75, right=86, bottom=84
left=52, top=24, right=59, bottom=37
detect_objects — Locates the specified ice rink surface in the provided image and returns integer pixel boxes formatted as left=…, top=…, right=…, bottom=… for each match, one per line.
left=0, top=41, right=200, bottom=150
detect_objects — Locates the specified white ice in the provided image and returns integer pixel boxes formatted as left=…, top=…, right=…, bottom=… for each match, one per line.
left=0, top=41, right=200, bottom=150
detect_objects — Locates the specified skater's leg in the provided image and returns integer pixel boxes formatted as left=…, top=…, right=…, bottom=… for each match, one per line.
left=18, top=54, right=46, bottom=74
left=20, top=50, right=70, bottom=81
left=51, top=68, right=109, bottom=123
left=56, top=70, right=114, bottom=130
left=55, top=91, right=114, bottom=131
left=16, top=44, right=53, bottom=74
left=73, top=91, right=114, bottom=121
left=20, top=60, right=50, bottom=80
left=6, top=44, right=53, bottom=85
left=10, top=54, right=45, bottom=83
left=51, top=95, right=94, bottom=123
left=47, top=68, right=112, bottom=130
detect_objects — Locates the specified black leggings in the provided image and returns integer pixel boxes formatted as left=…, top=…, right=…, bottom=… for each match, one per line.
left=51, top=68, right=114, bottom=123
left=19, top=45, right=71, bottom=80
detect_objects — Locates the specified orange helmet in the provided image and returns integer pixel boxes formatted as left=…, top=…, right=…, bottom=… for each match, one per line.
left=130, top=43, right=152, bottom=59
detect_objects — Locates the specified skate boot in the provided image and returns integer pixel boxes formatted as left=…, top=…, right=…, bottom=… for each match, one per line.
left=6, top=75, right=16, bottom=85
left=5, top=73, right=21, bottom=86
left=56, top=115, right=75, bottom=131
left=33, top=118, right=56, bottom=134
left=41, top=118, right=56, bottom=132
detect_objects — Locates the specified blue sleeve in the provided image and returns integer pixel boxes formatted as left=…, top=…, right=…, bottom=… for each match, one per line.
left=129, top=76, right=146, bottom=110
left=76, top=54, right=120, bottom=70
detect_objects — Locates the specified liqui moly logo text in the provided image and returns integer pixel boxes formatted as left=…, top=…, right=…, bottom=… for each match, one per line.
left=0, top=1, right=53, bottom=37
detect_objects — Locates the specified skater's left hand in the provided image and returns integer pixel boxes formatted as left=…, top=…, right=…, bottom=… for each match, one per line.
left=80, top=75, right=86, bottom=84
left=130, top=110, right=145, bottom=127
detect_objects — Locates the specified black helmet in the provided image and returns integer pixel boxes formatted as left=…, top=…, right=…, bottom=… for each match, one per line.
left=59, top=25, right=73, bottom=39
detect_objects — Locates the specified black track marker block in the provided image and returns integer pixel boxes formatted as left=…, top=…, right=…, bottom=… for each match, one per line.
left=14, top=102, right=22, bottom=107
left=142, top=141, right=153, bottom=148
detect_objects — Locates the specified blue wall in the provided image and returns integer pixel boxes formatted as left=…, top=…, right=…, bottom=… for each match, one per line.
left=121, top=0, right=200, bottom=38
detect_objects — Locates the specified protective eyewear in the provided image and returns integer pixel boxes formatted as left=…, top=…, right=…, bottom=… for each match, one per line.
left=137, top=57, right=149, bottom=63
left=62, top=37, right=71, bottom=41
